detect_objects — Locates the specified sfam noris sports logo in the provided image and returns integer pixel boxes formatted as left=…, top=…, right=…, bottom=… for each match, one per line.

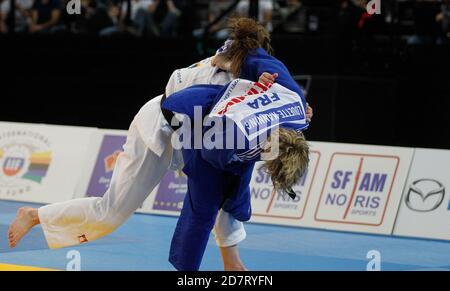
left=0, top=130, right=52, bottom=197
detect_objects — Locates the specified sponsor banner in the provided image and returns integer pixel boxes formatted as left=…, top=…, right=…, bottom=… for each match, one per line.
left=0, top=122, right=415, bottom=237
left=139, top=170, right=187, bottom=216
left=137, top=170, right=185, bottom=217
left=315, top=153, right=401, bottom=225
left=152, top=170, right=186, bottom=212
left=76, top=128, right=181, bottom=216
left=84, top=132, right=127, bottom=197
left=250, top=142, right=413, bottom=235
left=309, top=143, right=413, bottom=234
left=0, top=122, right=97, bottom=204
left=79, top=129, right=161, bottom=214
left=249, top=150, right=321, bottom=226
left=394, top=148, right=450, bottom=241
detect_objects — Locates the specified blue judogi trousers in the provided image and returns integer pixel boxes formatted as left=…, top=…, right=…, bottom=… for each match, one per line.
left=168, top=147, right=254, bottom=271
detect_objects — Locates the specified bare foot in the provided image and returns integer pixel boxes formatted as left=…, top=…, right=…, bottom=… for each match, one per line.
left=8, top=207, right=40, bottom=248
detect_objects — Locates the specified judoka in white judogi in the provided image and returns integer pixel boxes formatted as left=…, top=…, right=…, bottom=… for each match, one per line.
left=37, top=57, right=247, bottom=250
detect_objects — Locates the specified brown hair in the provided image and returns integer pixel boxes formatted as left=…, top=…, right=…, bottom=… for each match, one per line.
left=216, top=17, right=273, bottom=77
left=263, top=128, right=310, bottom=195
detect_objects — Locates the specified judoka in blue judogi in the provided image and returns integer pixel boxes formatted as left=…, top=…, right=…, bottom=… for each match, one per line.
left=162, top=48, right=309, bottom=270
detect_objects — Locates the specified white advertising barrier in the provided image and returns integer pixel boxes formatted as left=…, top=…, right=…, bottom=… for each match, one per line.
left=250, top=142, right=414, bottom=235
left=394, top=148, right=450, bottom=241
left=0, top=122, right=98, bottom=204
left=6, top=119, right=414, bottom=236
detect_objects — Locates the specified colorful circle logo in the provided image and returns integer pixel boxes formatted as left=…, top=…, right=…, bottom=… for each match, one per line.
left=0, top=130, right=52, bottom=197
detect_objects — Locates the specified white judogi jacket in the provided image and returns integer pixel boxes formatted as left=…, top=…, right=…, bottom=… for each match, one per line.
left=135, top=57, right=233, bottom=159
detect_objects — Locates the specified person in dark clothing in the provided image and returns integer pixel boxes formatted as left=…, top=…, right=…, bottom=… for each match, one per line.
left=30, top=0, right=64, bottom=33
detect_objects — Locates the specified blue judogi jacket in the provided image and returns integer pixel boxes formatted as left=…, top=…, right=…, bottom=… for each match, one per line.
left=162, top=48, right=309, bottom=271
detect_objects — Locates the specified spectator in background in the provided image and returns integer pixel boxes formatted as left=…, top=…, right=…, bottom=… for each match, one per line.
left=101, top=0, right=182, bottom=37
left=64, top=0, right=115, bottom=34
left=236, top=0, right=273, bottom=32
left=0, top=0, right=6, bottom=32
left=30, top=0, right=64, bottom=33
left=278, top=0, right=307, bottom=34
left=208, top=0, right=234, bottom=39
left=100, top=0, right=158, bottom=36
left=0, top=0, right=34, bottom=33
left=193, top=0, right=234, bottom=40
left=153, top=0, right=184, bottom=36
left=436, top=0, right=450, bottom=43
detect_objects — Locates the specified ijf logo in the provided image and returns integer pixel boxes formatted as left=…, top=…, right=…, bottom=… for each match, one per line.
left=0, top=130, right=52, bottom=197
left=250, top=151, right=320, bottom=219
left=405, top=179, right=445, bottom=212
left=315, top=153, right=399, bottom=225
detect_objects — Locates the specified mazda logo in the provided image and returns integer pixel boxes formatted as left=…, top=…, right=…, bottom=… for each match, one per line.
left=405, top=179, right=446, bottom=212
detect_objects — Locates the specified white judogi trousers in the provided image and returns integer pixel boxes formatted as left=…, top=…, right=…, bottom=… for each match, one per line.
left=37, top=95, right=246, bottom=250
